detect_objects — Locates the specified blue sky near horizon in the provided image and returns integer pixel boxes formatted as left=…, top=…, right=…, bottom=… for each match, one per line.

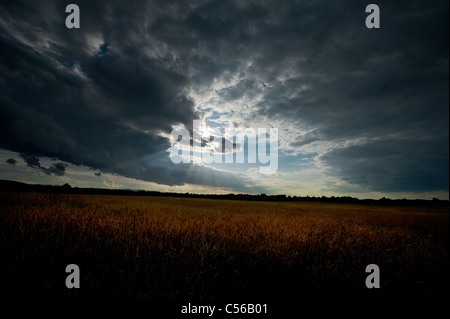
left=0, top=0, right=448, bottom=200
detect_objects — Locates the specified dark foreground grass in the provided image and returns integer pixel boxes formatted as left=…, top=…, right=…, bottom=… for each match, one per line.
left=0, top=192, right=448, bottom=314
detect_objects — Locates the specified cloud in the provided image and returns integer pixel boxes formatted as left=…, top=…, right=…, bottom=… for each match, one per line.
left=0, top=0, right=208, bottom=188
left=21, top=154, right=41, bottom=169
left=44, top=162, right=68, bottom=177
left=0, top=0, right=448, bottom=195
left=186, top=0, right=449, bottom=193
left=6, top=158, right=16, bottom=166
left=0, top=0, right=261, bottom=191
left=20, top=154, right=67, bottom=176
left=320, top=138, right=449, bottom=192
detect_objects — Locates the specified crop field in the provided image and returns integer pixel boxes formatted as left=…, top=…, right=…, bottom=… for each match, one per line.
left=0, top=192, right=448, bottom=310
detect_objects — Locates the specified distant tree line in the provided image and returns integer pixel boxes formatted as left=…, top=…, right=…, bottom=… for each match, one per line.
left=0, top=179, right=448, bottom=207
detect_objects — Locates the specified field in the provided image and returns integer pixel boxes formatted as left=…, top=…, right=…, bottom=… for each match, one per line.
left=0, top=192, right=448, bottom=312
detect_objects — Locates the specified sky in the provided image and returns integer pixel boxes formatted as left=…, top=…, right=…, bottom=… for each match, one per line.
left=0, top=0, right=448, bottom=199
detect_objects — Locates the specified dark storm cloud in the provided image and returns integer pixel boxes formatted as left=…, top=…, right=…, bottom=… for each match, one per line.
left=321, top=139, right=449, bottom=192
left=0, top=0, right=258, bottom=191
left=185, top=0, right=448, bottom=192
left=226, top=0, right=448, bottom=193
left=0, top=0, right=207, bottom=188
left=259, top=0, right=448, bottom=192
left=45, top=162, right=67, bottom=176
left=6, top=158, right=16, bottom=166
left=20, top=154, right=67, bottom=176
left=21, top=154, right=41, bottom=169
left=0, top=0, right=448, bottom=193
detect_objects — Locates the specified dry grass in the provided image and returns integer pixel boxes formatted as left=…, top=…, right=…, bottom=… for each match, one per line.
left=0, top=192, right=448, bottom=303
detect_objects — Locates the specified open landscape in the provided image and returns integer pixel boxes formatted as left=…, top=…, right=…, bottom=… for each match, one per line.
left=1, top=1, right=448, bottom=316
left=1, top=191, right=448, bottom=310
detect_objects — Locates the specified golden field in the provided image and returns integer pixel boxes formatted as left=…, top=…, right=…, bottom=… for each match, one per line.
left=0, top=192, right=448, bottom=305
